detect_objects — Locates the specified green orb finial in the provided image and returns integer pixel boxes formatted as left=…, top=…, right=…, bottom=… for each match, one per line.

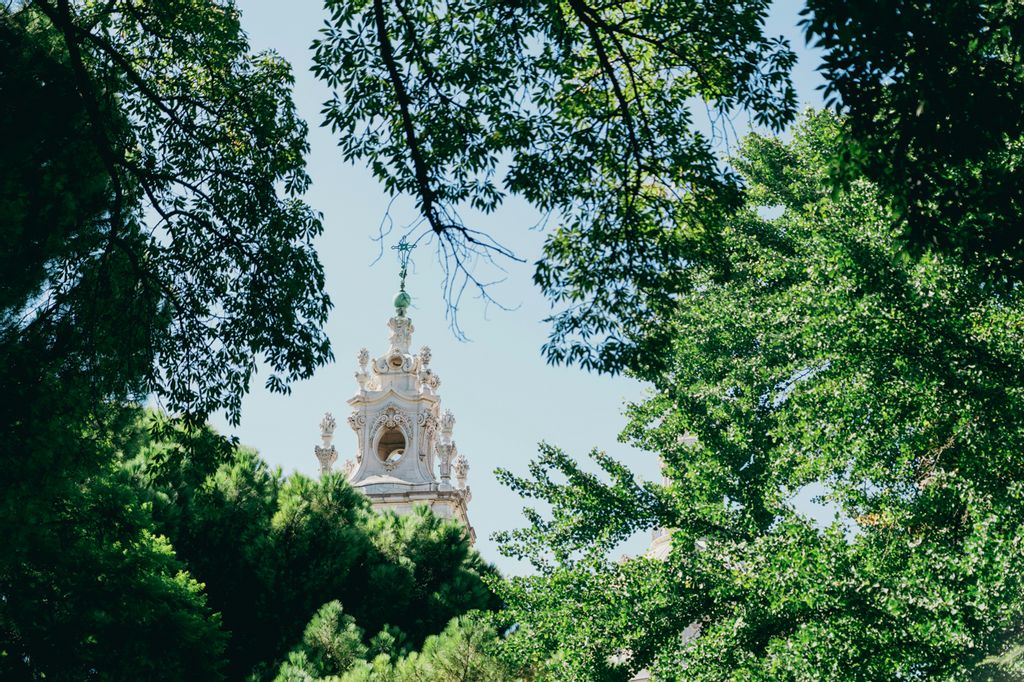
left=391, top=237, right=416, bottom=316
left=393, top=289, right=412, bottom=315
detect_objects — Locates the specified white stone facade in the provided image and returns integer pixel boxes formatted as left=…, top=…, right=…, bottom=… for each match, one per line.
left=315, top=310, right=474, bottom=543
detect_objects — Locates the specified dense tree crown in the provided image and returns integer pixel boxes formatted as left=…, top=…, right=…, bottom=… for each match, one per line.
left=312, top=3, right=1024, bottom=676
left=132, top=416, right=500, bottom=680
left=2, top=2, right=503, bottom=678
left=276, top=607, right=518, bottom=681
left=494, top=112, right=1024, bottom=680
left=802, top=0, right=1024, bottom=274
left=2, top=2, right=336, bottom=676
left=315, top=0, right=1023, bottom=368
left=3, top=0, right=331, bottom=425
left=0, top=412, right=228, bottom=680
left=2, top=409, right=499, bottom=680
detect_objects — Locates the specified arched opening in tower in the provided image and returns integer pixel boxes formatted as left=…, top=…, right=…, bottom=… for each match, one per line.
left=376, top=427, right=406, bottom=464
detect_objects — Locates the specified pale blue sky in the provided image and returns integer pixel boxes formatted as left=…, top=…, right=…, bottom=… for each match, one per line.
left=212, top=0, right=826, bottom=574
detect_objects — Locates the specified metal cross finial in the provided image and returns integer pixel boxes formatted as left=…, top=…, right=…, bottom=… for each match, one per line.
left=392, top=236, right=415, bottom=292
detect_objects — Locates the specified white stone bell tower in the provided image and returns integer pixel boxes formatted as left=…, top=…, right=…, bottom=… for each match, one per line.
left=314, top=284, right=474, bottom=542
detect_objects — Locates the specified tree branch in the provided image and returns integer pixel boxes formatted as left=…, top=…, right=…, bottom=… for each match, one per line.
left=372, top=0, right=440, bottom=233
left=38, top=0, right=126, bottom=233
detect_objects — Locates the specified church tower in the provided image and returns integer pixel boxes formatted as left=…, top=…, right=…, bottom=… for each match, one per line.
left=314, top=287, right=474, bottom=543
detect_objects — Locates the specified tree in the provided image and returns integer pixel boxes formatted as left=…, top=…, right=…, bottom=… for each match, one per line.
left=493, top=112, right=1024, bottom=680
left=802, top=0, right=1024, bottom=276
left=315, top=0, right=1024, bottom=370
left=0, top=409, right=228, bottom=680
left=315, top=2, right=1024, bottom=678
left=358, top=506, right=503, bottom=641
left=276, top=610, right=518, bottom=682
left=3, top=0, right=330, bottom=422
left=1, top=0, right=329, bottom=676
left=275, top=601, right=369, bottom=681
left=312, top=0, right=796, bottom=339
left=130, top=419, right=501, bottom=679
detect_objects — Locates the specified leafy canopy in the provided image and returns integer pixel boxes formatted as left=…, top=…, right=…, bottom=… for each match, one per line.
left=312, top=0, right=795, bottom=340
left=1, top=2, right=330, bottom=676
left=802, top=0, right=1024, bottom=276
left=131, top=419, right=501, bottom=680
left=0, top=409, right=228, bottom=680
left=6, top=0, right=331, bottom=425
left=277, top=609, right=519, bottom=682
left=315, top=0, right=1024, bottom=371
left=494, top=112, right=1024, bottom=680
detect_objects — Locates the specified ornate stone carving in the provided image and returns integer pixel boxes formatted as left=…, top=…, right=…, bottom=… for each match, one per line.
left=437, top=441, right=455, bottom=482
left=315, top=412, right=338, bottom=474
left=453, top=452, right=469, bottom=489
left=315, top=310, right=474, bottom=543
left=418, top=368, right=441, bottom=395
left=315, top=444, right=337, bottom=475
left=417, top=411, right=438, bottom=461
left=372, top=406, right=410, bottom=471
left=348, top=411, right=366, bottom=462
left=355, top=349, right=371, bottom=391
left=387, top=316, right=414, bottom=354
left=417, top=411, right=438, bottom=433
left=374, top=352, right=414, bottom=375
left=440, top=410, right=455, bottom=441
left=320, top=412, right=337, bottom=439
left=374, top=405, right=410, bottom=430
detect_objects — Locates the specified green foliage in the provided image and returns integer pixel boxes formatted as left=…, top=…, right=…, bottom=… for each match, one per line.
left=0, top=407, right=228, bottom=680
left=495, top=112, right=1024, bottom=680
left=802, top=0, right=1024, bottom=276
left=360, top=507, right=503, bottom=639
left=0, top=8, right=116, bottom=320
left=1, top=397, right=497, bottom=681
left=312, top=0, right=795, bottom=336
left=2, top=1, right=494, bottom=679
left=1, top=2, right=331, bottom=676
left=276, top=601, right=369, bottom=681
left=314, top=0, right=1024, bottom=375
left=363, top=613, right=518, bottom=682
left=0, top=1, right=331, bottom=667
left=979, top=643, right=1024, bottom=681
left=277, top=611, right=517, bottom=682
left=131, top=423, right=500, bottom=680
left=5, top=0, right=330, bottom=424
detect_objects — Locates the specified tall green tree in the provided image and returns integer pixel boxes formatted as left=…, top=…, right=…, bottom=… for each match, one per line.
left=315, top=1, right=1024, bottom=679
left=314, top=0, right=1024, bottom=369
left=275, top=601, right=369, bottom=681
left=276, top=608, right=518, bottom=682
left=493, top=112, right=1024, bottom=680
left=0, top=408, right=228, bottom=680
left=1, top=1, right=329, bottom=677
left=4, top=0, right=331, bottom=421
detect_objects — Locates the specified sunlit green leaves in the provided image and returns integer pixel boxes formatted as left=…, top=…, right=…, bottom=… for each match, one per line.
left=496, top=112, right=1024, bottom=679
left=313, top=0, right=796, bottom=339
